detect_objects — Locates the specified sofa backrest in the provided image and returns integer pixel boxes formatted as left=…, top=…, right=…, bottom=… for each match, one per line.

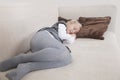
left=0, top=4, right=117, bottom=61
left=58, top=5, right=117, bottom=32
left=0, top=4, right=58, bottom=61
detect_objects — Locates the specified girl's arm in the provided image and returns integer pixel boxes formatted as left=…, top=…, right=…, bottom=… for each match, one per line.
left=58, top=23, right=76, bottom=44
left=70, top=34, right=76, bottom=38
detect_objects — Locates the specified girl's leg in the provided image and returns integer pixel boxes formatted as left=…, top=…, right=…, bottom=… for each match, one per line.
left=30, top=30, right=69, bottom=53
left=6, top=59, right=72, bottom=80
left=0, top=53, right=25, bottom=72
left=0, top=30, right=71, bottom=72
left=0, top=47, right=71, bottom=72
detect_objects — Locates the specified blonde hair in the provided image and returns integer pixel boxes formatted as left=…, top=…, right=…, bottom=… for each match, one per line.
left=66, top=20, right=82, bottom=28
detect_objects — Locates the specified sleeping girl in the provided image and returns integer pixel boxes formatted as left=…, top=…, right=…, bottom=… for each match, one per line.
left=0, top=19, right=82, bottom=80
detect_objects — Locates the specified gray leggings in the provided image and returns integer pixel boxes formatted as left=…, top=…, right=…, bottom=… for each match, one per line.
left=0, top=30, right=72, bottom=80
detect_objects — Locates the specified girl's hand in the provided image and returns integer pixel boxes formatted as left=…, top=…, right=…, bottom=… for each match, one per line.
left=70, top=34, right=76, bottom=38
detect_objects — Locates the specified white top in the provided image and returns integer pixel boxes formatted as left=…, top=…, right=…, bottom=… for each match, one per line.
left=58, top=23, right=76, bottom=44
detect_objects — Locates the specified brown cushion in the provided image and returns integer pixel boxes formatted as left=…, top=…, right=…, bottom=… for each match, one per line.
left=77, top=16, right=111, bottom=40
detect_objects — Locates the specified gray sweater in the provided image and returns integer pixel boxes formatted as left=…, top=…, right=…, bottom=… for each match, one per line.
left=38, top=21, right=67, bottom=43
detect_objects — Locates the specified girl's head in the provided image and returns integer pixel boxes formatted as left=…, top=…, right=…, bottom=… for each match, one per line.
left=66, top=20, right=82, bottom=34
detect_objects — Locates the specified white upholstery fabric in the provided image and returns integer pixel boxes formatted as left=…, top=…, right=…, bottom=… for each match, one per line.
left=0, top=5, right=120, bottom=80
left=0, top=4, right=58, bottom=61
left=21, top=31, right=120, bottom=80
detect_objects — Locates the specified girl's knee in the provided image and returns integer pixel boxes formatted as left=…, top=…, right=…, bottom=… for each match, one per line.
left=54, top=48, right=71, bottom=61
left=18, top=54, right=26, bottom=60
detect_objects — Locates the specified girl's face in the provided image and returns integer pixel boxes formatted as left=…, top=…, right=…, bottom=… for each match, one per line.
left=66, top=24, right=81, bottom=34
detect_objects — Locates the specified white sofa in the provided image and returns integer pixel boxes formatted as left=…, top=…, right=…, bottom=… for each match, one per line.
left=0, top=4, right=120, bottom=80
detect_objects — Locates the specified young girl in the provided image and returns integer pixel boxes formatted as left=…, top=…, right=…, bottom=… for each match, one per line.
left=0, top=20, right=82, bottom=80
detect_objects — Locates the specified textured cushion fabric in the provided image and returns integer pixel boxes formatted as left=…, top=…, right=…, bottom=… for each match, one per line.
left=76, top=16, right=111, bottom=40
left=78, top=16, right=111, bottom=26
